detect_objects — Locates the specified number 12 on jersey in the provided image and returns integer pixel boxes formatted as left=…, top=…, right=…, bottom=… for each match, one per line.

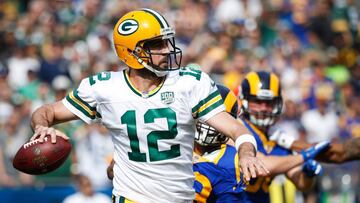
left=121, top=108, right=180, bottom=162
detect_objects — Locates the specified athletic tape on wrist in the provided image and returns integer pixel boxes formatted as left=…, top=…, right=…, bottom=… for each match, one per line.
left=235, top=134, right=257, bottom=152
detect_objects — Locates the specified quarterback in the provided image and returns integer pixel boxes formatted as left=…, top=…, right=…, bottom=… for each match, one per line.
left=29, top=8, right=268, bottom=203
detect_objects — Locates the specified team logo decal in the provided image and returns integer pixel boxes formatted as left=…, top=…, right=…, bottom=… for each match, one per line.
left=118, top=19, right=139, bottom=35
left=33, top=147, right=41, bottom=156
left=161, top=92, right=175, bottom=104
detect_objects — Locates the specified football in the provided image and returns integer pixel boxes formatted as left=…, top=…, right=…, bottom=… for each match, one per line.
left=13, top=135, right=72, bottom=175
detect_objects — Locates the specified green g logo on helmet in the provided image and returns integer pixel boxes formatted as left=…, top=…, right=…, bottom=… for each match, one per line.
left=118, top=19, right=139, bottom=35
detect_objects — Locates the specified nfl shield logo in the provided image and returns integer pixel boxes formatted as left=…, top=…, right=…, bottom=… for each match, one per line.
left=161, top=92, right=174, bottom=104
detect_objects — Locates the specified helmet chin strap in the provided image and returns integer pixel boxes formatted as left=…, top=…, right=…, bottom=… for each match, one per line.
left=136, top=56, right=169, bottom=77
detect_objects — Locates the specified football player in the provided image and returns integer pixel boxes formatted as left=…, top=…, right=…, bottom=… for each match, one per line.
left=238, top=71, right=328, bottom=203
left=29, top=9, right=268, bottom=203
left=193, top=84, right=248, bottom=202
left=193, top=82, right=329, bottom=203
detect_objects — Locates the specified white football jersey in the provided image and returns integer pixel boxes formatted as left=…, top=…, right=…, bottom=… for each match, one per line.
left=62, top=67, right=225, bottom=203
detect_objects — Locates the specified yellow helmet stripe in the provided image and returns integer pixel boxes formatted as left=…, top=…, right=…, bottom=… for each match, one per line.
left=223, top=90, right=237, bottom=113
left=246, top=72, right=261, bottom=95
left=270, top=73, right=280, bottom=97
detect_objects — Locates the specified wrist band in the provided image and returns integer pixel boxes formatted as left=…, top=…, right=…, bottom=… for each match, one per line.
left=235, top=134, right=257, bottom=152
left=278, top=134, right=295, bottom=149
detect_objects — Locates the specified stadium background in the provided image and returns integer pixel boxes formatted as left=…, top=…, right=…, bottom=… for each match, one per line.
left=0, top=0, right=359, bottom=202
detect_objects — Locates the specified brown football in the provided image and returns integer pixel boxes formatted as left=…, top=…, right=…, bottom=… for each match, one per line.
left=13, top=135, right=72, bottom=175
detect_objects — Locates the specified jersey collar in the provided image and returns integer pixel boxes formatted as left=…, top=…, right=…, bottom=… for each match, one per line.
left=123, top=69, right=165, bottom=98
left=239, top=119, right=276, bottom=153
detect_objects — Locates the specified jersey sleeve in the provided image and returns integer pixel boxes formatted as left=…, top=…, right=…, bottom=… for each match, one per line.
left=62, top=77, right=101, bottom=124
left=190, top=72, right=225, bottom=122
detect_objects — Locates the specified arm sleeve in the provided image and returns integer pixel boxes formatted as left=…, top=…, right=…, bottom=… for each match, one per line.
left=62, top=77, right=101, bottom=124
left=190, top=72, right=225, bottom=122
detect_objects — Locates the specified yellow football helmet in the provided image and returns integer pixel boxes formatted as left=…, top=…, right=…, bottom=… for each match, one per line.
left=239, top=71, right=283, bottom=128
left=195, top=84, right=239, bottom=147
left=113, top=8, right=182, bottom=76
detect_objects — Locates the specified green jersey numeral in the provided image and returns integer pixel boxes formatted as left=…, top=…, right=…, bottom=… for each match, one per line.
left=121, top=110, right=147, bottom=162
left=121, top=108, right=180, bottom=162
left=179, top=67, right=201, bottom=80
left=89, top=72, right=111, bottom=85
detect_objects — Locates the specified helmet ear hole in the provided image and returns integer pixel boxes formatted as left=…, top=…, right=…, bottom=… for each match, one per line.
left=134, top=47, right=142, bottom=54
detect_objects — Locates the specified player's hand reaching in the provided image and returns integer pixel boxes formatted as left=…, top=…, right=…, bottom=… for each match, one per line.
left=30, top=125, right=69, bottom=143
left=301, top=141, right=330, bottom=162
left=238, top=142, right=269, bottom=181
left=302, top=159, right=323, bottom=177
left=239, top=155, right=269, bottom=181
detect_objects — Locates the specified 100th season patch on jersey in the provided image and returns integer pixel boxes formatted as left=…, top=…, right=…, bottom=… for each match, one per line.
left=62, top=67, right=225, bottom=203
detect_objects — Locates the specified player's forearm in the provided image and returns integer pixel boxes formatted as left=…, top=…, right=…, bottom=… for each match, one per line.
left=238, top=142, right=256, bottom=157
left=233, top=121, right=257, bottom=157
left=343, top=137, right=360, bottom=162
left=31, top=104, right=56, bottom=131
left=291, top=141, right=343, bottom=163
left=287, top=168, right=315, bottom=192
left=261, top=155, right=303, bottom=175
left=290, top=140, right=312, bottom=151
left=299, top=138, right=360, bottom=163
left=294, top=172, right=315, bottom=192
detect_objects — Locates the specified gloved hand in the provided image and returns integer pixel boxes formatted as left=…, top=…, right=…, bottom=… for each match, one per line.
left=301, top=141, right=330, bottom=162
left=269, top=129, right=295, bottom=149
left=302, top=159, right=323, bottom=177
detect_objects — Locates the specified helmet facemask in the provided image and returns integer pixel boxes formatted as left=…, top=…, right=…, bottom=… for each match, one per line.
left=239, top=71, right=283, bottom=130
left=132, top=31, right=182, bottom=77
left=241, top=95, right=283, bottom=129
left=194, top=84, right=238, bottom=148
left=195, top=122, right=229, bottom=147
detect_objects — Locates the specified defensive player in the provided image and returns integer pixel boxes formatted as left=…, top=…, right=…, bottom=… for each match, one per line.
left=193, top=82, right=328, bottom=203
left=193, top=84, right=248, bottom=202
left=238, top=71, right=326, bottom=203
left=29, top=9, right=268, bottom=203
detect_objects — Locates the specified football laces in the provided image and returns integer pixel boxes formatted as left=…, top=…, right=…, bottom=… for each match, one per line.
left=23, top=137, right=49, bottom=149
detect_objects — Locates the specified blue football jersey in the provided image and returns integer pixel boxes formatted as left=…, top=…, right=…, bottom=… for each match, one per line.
left=193, top=144, right=248, bottom=203
left=239, top=119, right=292, bottom=203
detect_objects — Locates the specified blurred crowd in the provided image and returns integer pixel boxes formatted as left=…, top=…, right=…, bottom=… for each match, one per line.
left=0, top=0, right=359, bottom=202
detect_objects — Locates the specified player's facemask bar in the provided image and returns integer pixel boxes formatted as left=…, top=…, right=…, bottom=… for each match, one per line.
left=133, top=36, right=182, bottom=77
left=195, top=121, right=229, bottom=146
left=242, top=97, right=282, bottom=129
